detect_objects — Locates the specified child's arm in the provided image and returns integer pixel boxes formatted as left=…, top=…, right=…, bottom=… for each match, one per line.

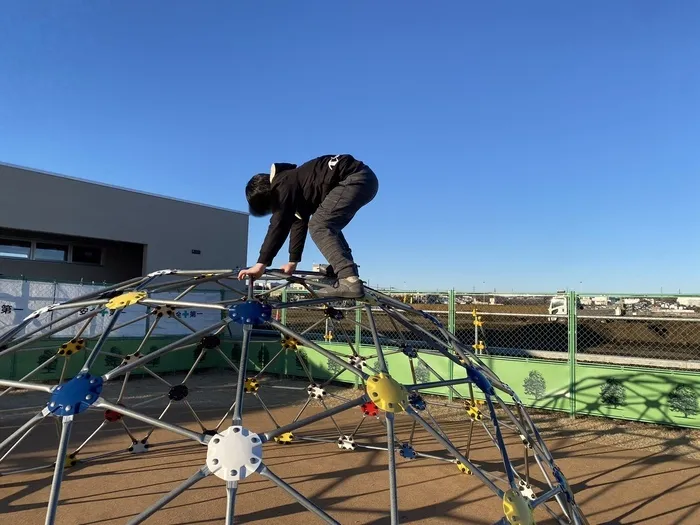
left=289, top=216, right=309, bottom=264
left=257, top=209, right=296, bottom=266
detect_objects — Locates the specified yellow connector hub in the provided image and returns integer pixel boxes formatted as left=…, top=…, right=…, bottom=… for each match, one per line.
left=274, top=432, right=295, bottom=444
left=106, top=291, right=147, bottom=310
left=281, top=336, right=299, bottom=350
left=365, top=373, right=408, bottom=413
left=503, top=489, right=535, bottom=525
left=57, top=338, right=86, bottom=357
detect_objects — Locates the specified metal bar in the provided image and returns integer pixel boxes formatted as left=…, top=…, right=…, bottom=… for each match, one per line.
left=183, top=348, right=207, bottom=383
left=404, top=406, right=503, bottom=497
left=141, top=401, right=173, bottom=441
left=214, top=346, right=240, bottom=373
left=0, top=412, right=43, bottom=463
left=232, top=325, right=252, bottom=425
left=0, top=310, right=96, bottom=359
left=44, top=299, right=109, bottom=312
left=72, top=420, right=108, bottom=456
left=148, top=271, right=237, bottom=294
left=14, top=307, right=88, bottom=343
left=256, top=394, right=281, bottom=429
left=292, top=397, right=313, bottom=423
left=270, top=296, right=347, bottom=310
left=0, top=355, right=58, bottom=398
left=365, top=304, right=388, bottom=373
left=140, top=298, right=228, bottom=311
left=349, top=415, right=365, bottom=438
left=319, top=399, right=345, bottom=436
left=62, top=276, right=148, bottom=304
left=225, top=481, right=238, bottom=525
left=415, top=355, right=464, bottom=399
left=0, top=379, right=53, bottom=393
left=183, top=400, right=207, bottom=433
left=45, top=416, right=74, bottom=525
left=86, top=311, right=151, bottom=340
left=260, top=465, right=340, bottom=525
left=81, top=310, right=122, bottom=372
left=269, top=320, right=368, bottom=381
left=95, top=398, right=206, bottom=444
left=127, top=466, right=211, bottom=525
left=380, top=306, right=451, bottom=353
left=103, top=320, right=228, bottom=380
left=299, top=317, right=327, bottom=336
left=253, top=346, right=286, bottom=377
left=265, top=395, right=367, bottom=442
left=405, top=377, right=473, bottom=391
left=386, top=412, right=399, bottom=525
left=531, top=485, right=564, bottom=509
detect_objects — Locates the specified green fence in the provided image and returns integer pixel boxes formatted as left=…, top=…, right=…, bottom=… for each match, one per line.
left=282, top=289, right=700, bottom=429
left=1, top=278, right=699, bottom=429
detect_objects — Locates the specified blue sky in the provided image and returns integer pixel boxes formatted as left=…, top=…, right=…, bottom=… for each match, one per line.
left=1, top=1, right=699, bottom=293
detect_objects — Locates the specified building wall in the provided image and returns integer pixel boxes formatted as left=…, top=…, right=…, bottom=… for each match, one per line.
left=0, top=227, right=143, bottom=282
left=0, top=163, right=249, bottom=281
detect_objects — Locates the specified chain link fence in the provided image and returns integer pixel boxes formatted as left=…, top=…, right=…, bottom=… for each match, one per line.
left=576, top=294, right=700, bottom=370
left=453, top=292, right=567, bottom=359
left=4, top=277, right=700, bottom=373
left=281, top=290, right=358, bottom=345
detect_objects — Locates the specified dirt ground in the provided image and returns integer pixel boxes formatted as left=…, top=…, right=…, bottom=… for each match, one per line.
left=1, top=370, right=699, bottom=525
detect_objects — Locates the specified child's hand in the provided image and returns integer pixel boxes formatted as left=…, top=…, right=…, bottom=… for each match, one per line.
left=238, top=263, right=267, bottom=281
left=280, top=262, right=297, bottom=275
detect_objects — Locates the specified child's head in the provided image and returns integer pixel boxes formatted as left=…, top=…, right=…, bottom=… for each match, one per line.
left=245, top=173, right=274, bottom=216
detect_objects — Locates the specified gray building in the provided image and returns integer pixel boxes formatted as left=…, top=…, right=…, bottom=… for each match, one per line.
left=0, top=162, right=249, bottom=284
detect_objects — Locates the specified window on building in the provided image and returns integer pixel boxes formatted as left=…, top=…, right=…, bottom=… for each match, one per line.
left=72, top=245, right=103, bottom=265
left=0, top=238, right=31, bottom=259
left=34, top=242, right=69, bottom=262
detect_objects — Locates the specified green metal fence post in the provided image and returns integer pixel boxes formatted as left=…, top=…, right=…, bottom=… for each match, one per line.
left=567, top=291, right=577, bottom=419
left=448, top=289, right=456, bottom=402
left=355, top=306, right=362, bottom=389
left=281, top=288, right=288, bottom=324
left=281, top=288, right=288, bottom=377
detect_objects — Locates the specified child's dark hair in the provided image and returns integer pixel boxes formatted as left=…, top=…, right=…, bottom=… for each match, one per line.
left=245, top=174, right=274, bottom=216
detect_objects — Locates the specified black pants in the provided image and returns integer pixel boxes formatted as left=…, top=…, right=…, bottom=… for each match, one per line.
left=309, top=167, right=379, bottom=279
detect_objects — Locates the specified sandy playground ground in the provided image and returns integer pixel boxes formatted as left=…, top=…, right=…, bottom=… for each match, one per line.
left=1, top=370, right=699, bottom=525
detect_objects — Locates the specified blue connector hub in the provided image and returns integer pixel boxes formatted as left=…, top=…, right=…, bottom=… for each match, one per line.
left=48, top=373, right=103, bottom=417
left=228, top=301, right=272, bottom=326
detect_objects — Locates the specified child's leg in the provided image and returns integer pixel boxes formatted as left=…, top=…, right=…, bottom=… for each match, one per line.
left=309, top=168, right=378, bottom=289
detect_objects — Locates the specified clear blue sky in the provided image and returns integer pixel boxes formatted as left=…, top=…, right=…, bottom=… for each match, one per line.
left=1, top=1, right=699, bottom=293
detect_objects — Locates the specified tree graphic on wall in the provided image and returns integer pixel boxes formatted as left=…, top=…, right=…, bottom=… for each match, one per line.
left=600, top=378, right=626, bottom=409
left=523, top=370, right=547, bottom=400
left=668, top=385, right=699, bottom=418
left=37, top=349, right=57, bottom=374
left=230, top=343, right=242, bottom=366
left=327, top=356, right=343, bottom=376
left=104, top=347, right=123, bottom=368
left=295, top=349, right=309, bottom=374
left=414, top=360, right=430, bottom=383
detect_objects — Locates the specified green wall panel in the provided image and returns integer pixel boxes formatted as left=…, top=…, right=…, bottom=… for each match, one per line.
left=574, top=364, right=700, bottom=429
left=0, top=353, right=14, bottom=380
left=2, top=334, right=699, bottom=431
left=292, top=343, right=361, bottom=385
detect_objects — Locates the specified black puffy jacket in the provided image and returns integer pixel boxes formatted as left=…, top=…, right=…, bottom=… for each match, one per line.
left=257, top=154, right=366, bottom=266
